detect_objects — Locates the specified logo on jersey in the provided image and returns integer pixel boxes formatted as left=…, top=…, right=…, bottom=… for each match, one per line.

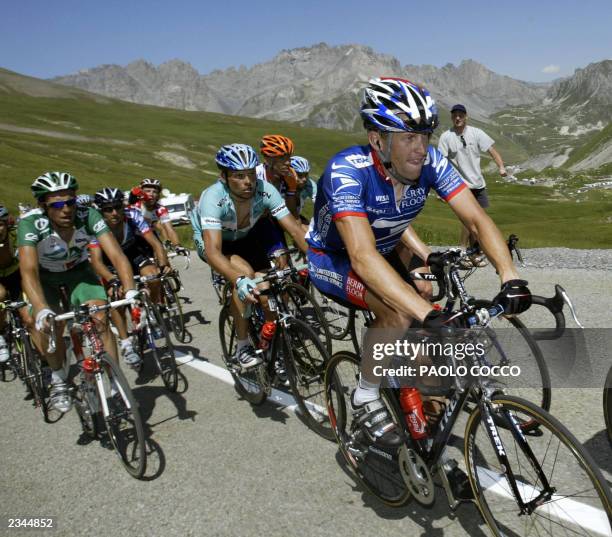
left=344, top=154, right=372, bottom=169
left=375, top=195, right=389, bottom=203
left=24, top=232, right=38, bottom=242
left=93, top=220, right=108, bottom=234
left=331, top=175, right=361, bottom=195
left=34, top=218, right=49, bottom=231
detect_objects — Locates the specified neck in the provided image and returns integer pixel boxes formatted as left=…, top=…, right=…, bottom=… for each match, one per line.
left=455, top=125, right=466, bottom=134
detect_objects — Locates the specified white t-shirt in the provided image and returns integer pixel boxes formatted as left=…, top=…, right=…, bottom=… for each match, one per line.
left=438, top=126, right=494, bottom=189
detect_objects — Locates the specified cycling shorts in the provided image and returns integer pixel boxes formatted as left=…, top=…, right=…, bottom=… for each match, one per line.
left=0, top=269, right=23, bottom=302
left=40, top=262, right=107, bottom=312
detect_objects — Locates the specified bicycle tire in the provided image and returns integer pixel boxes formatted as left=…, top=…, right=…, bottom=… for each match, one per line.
left=98, top=353, right=146, bottom=478
left=162, top=279, right=186, bottom=343
left=324, top=351, right=412, bottom=506
left=283, top=317, right=334, bottom=440
left=465, top=394, right=612, bottom=536
left=283, top=282, right=332, bottom=354
left=604, top=364, right=612, bottom=448
left=218, top=304, right=267, bottom=405
left=310, top=284, right=352, bottom=340
left=472, top=299, right=551, bottom=432
left=74, top=382, right=101, bottom=440
left=141, top=296, right=178, bottom=392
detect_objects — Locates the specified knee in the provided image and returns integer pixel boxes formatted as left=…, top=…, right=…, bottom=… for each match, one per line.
left=0, top=285, right=7, bottom=302
left=376, top=308, right=413, bottom=330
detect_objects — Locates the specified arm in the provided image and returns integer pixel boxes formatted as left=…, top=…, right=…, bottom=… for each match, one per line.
left=277, top=213, right=308, bottom=253
left=97, top=232, right=136, bottom=291
left=284, top=194, right=299, bottom=219
left=142, top=231, right=170, bottom=268
left=203, top=229, right=246, bottom=283
left=488, top=145, right=507, bottom=176
left=18, top=245, right=49, bottom=316
left=88, top=244, right=116, bottom=283
left=335, top=216, right=433, bottom=321
left=448, top=189, right=518, bottom=282
left=161, top=221, right=180, bottom=246
left=399, top=225, right=432, bottom=263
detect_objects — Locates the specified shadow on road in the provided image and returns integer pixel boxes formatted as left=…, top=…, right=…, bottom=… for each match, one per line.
left=584, top=429, right=612, bottom=480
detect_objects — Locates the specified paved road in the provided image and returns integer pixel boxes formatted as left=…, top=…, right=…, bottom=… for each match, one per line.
left=1, top=253, right=611, bottom=537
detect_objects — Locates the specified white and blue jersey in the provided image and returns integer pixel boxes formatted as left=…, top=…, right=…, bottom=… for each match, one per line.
left=306, top=144, right=466, bottom=255
left=297, top=178, right=318, bottom=214
left=306, top=144, right=466, bottom=308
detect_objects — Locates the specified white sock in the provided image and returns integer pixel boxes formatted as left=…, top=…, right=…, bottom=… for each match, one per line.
left=236, top=338, right=249, bottom=352
left=120, top=337, right=132, bottom=349
left=51, top=368, right=67, bottom=384
left=353, top=374, right=380, bottom=406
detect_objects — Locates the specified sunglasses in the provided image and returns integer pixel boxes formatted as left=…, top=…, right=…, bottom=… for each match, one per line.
left=47, top=198, right=77, bottom=210
left=460, top=135, right=467, bottom=148
left=101, top=203, right=124, bottom=213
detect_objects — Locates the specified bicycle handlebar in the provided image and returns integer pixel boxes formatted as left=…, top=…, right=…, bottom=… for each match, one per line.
left=530, top=284, right=583, bottom=340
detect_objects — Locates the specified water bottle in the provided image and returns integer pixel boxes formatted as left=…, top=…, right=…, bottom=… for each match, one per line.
left=399, top=387, right=428, bottom=439
left=131, top=306, right=142, bottom=329
left=258, top=321, right=276, bottom=351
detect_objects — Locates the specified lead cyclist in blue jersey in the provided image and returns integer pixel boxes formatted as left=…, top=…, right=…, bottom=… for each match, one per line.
left=306, top=77, right=532, bottom=448
left=196, top=144, right=308, bottom=368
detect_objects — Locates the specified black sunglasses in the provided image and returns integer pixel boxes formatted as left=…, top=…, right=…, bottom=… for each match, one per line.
left=47, top=198, right=77, bottom=210
left=101, top=203, right=124, bottom=213
left=460, top=135, right=467, bottom=148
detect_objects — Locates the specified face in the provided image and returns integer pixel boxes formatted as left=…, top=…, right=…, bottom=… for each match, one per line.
left=225, top=169, right=257, bottom=200
left=44, top=190, right=77, bottom=228
left=451, top=111, right=467, bottom=130
left=100, top=202, right=125, bottom=226
left=295, top=172, right=308, bottom=190
left=370, top=131, right=429, bottom=180
left=265, top=154, right=291, bottom=178
left=141, top=186, right=160, bottom=207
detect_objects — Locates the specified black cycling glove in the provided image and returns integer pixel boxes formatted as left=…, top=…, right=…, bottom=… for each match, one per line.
left=423, top=309, right=471, bottom=335
left=493, top=279, right=532, bottom=314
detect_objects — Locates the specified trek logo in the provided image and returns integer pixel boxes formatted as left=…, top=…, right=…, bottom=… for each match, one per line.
left=485, top=413, right=506, bottom=456
left=344, top=154, right=372, bottom=169
left=375, top=195, right=390, bottom=203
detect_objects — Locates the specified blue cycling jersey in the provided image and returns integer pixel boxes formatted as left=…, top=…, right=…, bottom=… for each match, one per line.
left=306, top=144, right=466, bottom=255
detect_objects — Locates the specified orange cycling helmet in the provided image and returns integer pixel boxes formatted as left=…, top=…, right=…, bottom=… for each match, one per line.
left=260, top=135, right=294, bottom=157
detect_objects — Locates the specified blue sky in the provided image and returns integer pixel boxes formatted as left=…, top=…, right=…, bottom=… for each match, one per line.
left=1, top=0, right=610, bottom=82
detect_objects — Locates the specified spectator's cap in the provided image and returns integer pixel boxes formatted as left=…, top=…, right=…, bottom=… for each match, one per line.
left=451, top=104, right=467, bottom=114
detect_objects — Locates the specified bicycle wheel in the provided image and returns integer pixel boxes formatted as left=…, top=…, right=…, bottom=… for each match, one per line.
left=218, top=304, right=267, bottom=405
left=97, top=353, right=146, bottom=478
left=465, top=395, right=612, bottom=536
left=283, top=282, right=332, bottom=355
left=74, top=381, right=101, bottom=440
left=324, top=351, right=412, bottom=506
left=472, top=299, right=550, bottom=432
left=161, top=278, right=186, bottom=343
left=283, top=318, right=333, bottom=440
left=141, top=297, right=177, bottom=392
left=310, top=284, right=352, bottom=340
left=604, top=364, right=612, bottom=448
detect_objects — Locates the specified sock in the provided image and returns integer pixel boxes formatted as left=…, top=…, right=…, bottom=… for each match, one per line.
left=120, top=337, right=133, bottom=349
left=353, top=374, right=380, bottom=406
left=236, top=338, right=249, bottom=352
left=51, top=368, right=67, bottom=384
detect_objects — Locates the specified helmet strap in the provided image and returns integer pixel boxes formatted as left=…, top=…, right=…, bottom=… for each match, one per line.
left=376, top=133, right=419, bottom=186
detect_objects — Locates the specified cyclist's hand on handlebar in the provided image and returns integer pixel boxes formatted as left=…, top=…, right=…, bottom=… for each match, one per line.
left=493, top=279, right=532, bottom=315
left=175, top=246, right=189, bottom=256
left=423, top=309, right=471, bottom=335
left=159, top=264, right=173, bottom=275
left=125, top=289, right=140, bottom=303
left=426, top=252, right=446, bottom=277
left=35, top=308, right=56, bottom=334
left=235, top=276, right=259, bottom=304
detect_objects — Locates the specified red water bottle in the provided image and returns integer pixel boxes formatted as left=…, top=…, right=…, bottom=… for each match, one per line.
left=259, top=321, right=276, bottom=351
left=131, top=306, right=141, bottom=327
left=399, top=387, right=428, bottom=439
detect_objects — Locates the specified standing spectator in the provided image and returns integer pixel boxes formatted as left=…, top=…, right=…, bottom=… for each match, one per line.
left=438, top=104, right=507, bottom=266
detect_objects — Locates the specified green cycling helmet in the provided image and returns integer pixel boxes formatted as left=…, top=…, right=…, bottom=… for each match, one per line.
left=31, top=171, right=79, bottom=199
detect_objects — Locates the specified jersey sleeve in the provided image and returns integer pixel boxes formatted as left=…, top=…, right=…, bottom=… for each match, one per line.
left=87, top=207, right=111, bottom=238
left=156, top=205, right=171, bottom=225
left=476, top=128, right=495, bottom=152
left=428, top=148, right=468, bottom=202
left=126, top=208, right=152, bottom=236
left=323, top=158, right=367, bottom=220
left=199, top=189, right=224, bottom=231
left=16, top=216, right=41, bottom=247
left=264, top=181, right=290, bottom=220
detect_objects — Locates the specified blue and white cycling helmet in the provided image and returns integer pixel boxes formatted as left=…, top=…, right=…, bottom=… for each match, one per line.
left=215, top=144, right=259, bottom=171
left=360, top=77, right=438, bottom=134
left=290, top=156, right=310, bottom=174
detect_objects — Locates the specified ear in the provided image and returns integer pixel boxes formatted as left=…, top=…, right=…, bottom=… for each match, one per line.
left=367, top=130, right=383, bottom=151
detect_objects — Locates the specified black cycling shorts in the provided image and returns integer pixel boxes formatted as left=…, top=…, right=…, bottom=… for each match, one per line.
left=0, top=269, right=22, bottom=302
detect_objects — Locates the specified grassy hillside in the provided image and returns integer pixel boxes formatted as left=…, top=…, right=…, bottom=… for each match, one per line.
left=1, top=68, right=610, bottom=248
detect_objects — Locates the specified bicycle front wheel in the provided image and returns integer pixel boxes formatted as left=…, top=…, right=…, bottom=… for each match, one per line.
left=465, top=395, right=612, bottom=536
left=162, top=279, right=186, bottom=343
left=604, top=364, right=612, bottom=448
left=284, top=282, right=331, bottom=354
left=97, top=353, right=146, bottom=479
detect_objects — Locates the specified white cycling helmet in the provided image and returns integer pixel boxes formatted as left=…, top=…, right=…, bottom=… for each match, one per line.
left=31, top=171, right=79, bottom=199
left=140, top=178, right=162, bottom=190
left=290, top=156, right=310, bottom=174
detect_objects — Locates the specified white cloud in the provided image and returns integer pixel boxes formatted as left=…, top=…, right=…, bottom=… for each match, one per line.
left=542, top=64, right=561, bottom=74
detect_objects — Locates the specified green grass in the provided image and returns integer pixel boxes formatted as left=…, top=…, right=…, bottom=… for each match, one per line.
left=1, top=68, right=611, bottom=248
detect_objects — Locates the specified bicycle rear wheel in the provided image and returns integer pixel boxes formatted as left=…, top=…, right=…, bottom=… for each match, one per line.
left=161, top=278, right=186, bottom=343
left=141, top=297, right=178, bottom=392
left=218, top=304, right=267, bottom=405
left=324, top=351, right=411, bottom=506
left=604, top=364, right=612, bottom=448
left=465, top=395, right=612, bottom=536
left=283, top=318, right=333, bottom=440
left=97, top=353, right=146, bottom=478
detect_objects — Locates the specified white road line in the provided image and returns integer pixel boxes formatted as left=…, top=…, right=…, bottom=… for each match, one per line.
left=176, top=351, right=610, bottom=534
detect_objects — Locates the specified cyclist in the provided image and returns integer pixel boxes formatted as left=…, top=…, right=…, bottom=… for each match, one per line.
left=89, top=187, right=172, bottom=367
left=76, top=194, right=93, bottom=208
left=306, top=78, right=531, bottom=446
left=0, top=204, right=32, bottom=363
left=290, top=156, right=317, bottom=232
left=198, top=144, right=308, bottom=368
left=130, top=178, right=186, bottom=252
left=18, top=172, right=138, bottom=413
